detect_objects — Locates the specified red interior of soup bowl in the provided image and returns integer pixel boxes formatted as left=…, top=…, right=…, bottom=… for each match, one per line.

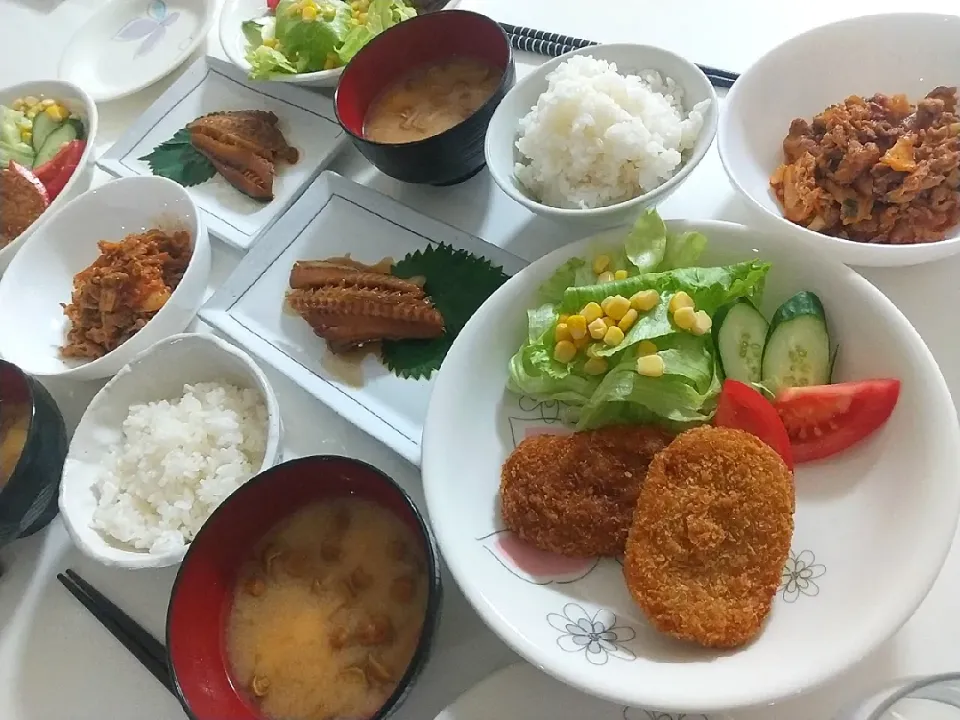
left=336, top=9, right=511, bottom=138
left=166, top=456, right=441, bottom=720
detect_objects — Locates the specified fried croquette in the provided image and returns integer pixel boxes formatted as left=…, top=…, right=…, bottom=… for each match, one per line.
left=500, top=425, right=672, bottom=557
left=623, top=426, right=795, bottom=649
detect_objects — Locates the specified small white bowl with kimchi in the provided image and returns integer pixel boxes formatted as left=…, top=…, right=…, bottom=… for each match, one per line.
left=0, top=176, right=211, bottom=380
left=719, top=13, right=960, bottom=267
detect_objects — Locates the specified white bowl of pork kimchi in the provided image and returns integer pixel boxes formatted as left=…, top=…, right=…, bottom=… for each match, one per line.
left=718, top=12, right=960, bottom=267
left=0, top=176, right=211, bottom=380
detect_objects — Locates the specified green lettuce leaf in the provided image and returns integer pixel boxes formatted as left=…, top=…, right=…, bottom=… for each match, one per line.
left=246, top=44, right=298, bottom=78
left=241, top=19, right=266, bottom=46
left=661, top=230, right=708, bottom=270
left=623, top=208, right=667, bottom=273
left=337, top=0, right=415, bottom=63
left=273, top=0, right=353, bottom=73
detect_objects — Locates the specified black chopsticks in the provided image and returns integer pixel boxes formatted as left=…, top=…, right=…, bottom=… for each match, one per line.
left=56, top=569, right=176, bottom=697
left=499, top=22, right=738, bottom=89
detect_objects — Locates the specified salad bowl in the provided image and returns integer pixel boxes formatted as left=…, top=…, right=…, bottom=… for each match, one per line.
left=0, top=79, right=98, bottom=275
left=421, top=218, right=960, bottom=712
left=220, top=0, right=453, bottom=87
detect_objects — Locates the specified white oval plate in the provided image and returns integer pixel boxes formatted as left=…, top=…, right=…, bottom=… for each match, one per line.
left=58, top=0, right=215, bottom=102
left=421, top=220, right=960, bottom=712
left=434, top=663, right=734, bottom=720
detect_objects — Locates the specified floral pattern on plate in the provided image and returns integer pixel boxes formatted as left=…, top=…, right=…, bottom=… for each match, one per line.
left=506, top=395, right=571, bottom=447
left=547, top=603, right=636, bottom=665
left=114, top=0, right=180, bottom=58
left=780, top=549, right=826, bottom=602
left=624, top=711, right=710, bottom=720
left=477, top=529, right=599, bottom=585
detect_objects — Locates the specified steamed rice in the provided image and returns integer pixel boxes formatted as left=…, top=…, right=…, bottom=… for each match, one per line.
left=91, top=381, right=268, bottom=555
left=514, top=55, right=711, bottom=209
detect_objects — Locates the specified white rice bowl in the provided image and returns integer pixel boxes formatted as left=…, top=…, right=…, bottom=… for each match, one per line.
left=514, top=55, right=710, bottom=209
left=91, top=382, right=268, bottom=555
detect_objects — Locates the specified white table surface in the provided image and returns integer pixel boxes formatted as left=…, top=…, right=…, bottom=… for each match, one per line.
left=2, top=1, right=959, bottom=719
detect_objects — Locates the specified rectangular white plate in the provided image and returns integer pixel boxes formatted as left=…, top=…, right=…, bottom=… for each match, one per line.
left=200, top=171, right=527, bottom=465
left=98, top=55, right=345, bottom=251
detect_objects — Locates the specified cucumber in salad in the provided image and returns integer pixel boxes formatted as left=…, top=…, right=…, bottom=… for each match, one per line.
left=713, top=298, right=768, bottom=383
left=713, top=290, right=832, bottom=391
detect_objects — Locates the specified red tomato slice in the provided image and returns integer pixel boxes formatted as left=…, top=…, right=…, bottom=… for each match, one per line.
left=267, top=0, right=279, bottom=10
left=39, top=140, right=85, bottom=201
left=773, top=379, right=901, bottom=463
left=714, top=379, right=794, bottom=470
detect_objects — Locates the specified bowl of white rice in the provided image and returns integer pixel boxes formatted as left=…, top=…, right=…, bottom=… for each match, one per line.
left=485, top=44, right=718, bottom=229
left=59, top=332, right=282, bottom=569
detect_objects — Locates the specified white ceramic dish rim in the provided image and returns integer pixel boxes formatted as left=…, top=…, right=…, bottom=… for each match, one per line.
left=219, top=0, right=465, bottom=84
left=421, top=218, right=960, bottom=712
left=59, top=332, right=283, bottom=569
left=0, top=79, right=99, bottom=270
left=0, top=176, right=206, bottom=379
left=59, top=0, right=217, bottom=102
left=484, top=42, right=719, bottom=219
left=717, top=12, right=960, bottom=264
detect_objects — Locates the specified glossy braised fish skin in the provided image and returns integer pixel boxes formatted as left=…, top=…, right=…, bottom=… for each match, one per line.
left=187, top=110, right=299, bottom=201
left=289, top=260, right=425, bottom=296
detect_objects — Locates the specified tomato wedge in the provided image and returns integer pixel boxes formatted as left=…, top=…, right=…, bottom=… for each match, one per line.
left=38, top=140, right=85, bottom=201
left=773, top=379, right=901, bottom=463
left=714, top=379, right=794, bottom=470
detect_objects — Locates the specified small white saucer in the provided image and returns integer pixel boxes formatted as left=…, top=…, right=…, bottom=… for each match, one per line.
left=433, top=663, right=734, bottom=720
left=58, top=0, right=215, bottom=102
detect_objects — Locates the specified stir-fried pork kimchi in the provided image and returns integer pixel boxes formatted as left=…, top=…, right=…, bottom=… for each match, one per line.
left=771, top=87, right=960, bottom=244
left=61, top=229, right=192, bottom=359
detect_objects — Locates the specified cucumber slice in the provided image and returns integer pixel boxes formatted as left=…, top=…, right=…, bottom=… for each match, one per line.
left=713, top=298, right=768, bottom=383
left=761, top=291, right=831, bottom=390
left=31, top=113, right=62, bottom=152
left=33, top=122, right=78, bottom=167
left=68, top=117, right=86, bottom=141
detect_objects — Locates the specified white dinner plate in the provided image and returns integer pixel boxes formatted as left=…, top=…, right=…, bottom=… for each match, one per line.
left=98, top=55, right=345, bottom=251
left=434, top=663, right=734, bottom=720
left=59, top=0, right=215, bottom=102
left=421, top=221, right=960, bottom=712
left=199, top=171, right=526, bottom=464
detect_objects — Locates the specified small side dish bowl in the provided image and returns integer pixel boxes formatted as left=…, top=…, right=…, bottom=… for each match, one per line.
left=167, top=455, right=442, bottom=720
left=485, top=43, right=718, bottom=230
left=719, top=13, right=960, bottom=267
left=0, top=79, right=99, bottom=275
left=335, top=9, right=515, bottom=186
left=59, top=333, right=282, bottom=569
left=0, top=359, right=69, bottom=549
left=0, top=175, right=211, bottom=380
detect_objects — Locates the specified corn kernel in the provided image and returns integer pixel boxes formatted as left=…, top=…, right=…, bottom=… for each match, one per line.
left=357, top=11, right=367, bottom=22
left=597, top=271, right=615, bottom=284
left=583, top=357, right=609, bottom=376
left=25, top=108, right=37, bottom=119
left=603, top=316, right=616, bottom=327
left=592, top=255, right=611, bottom=275
left=588, top=318, right=607, bottom=340
left=23, top=96, right=38, bottom=107
left=301, top=4, right=318, bottom=20
left=669, top=291, right=694, bottom=314
left=691, top=310, right=712, bottom=336
left=573, top=334, right=589, bottom=350
left=349, top=16, right=359, bottom=25
left=17, top=118, right=31, bottom=131
left=673, top=306, right=696, bottom=330
left=636, top=340, right=658, bottom=356
left=554, top=340, right=577, bottom=363
left=567, top=314, right=587, bottom=339
left=586, top=343, right=604, bottom=359
left=581, top=302, right=603, bottom=324
left=603, top=326, right=625, bottom=347
left=558, top=314, right=569, bottom=324
left=618, top=308, right=638, bottom=332
left=11, top=98, right=24, bottom=111
left=614, top=269, right=628, bottom=281
left=604, top=295, right=630, bottom=321
left=44, top=105, right=67, bottom=122
left=636, top=354, right=665, bottom=378
left=263, top=37, right=279, bottom=48
left=20, top=130, right=31, bottom=143
left=40, top=98, right=55, bottom=108
left=350, top=0, right=361, bottom=6
left=630, top=289, right=660, bottom=312
left=555, top=322, right=572, bottom=342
